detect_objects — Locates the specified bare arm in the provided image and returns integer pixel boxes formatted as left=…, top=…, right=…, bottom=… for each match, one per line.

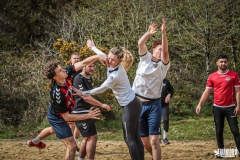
left=161, top=18, right=169, bottom=64
left=86, top=39, right=108, bottom=66
left=81, top=95, right=111, bottom=111
left=61, top=107, right=100, bottom=121
left=138, top=22, right=158, bottom=56
left=74, top=54, right=107, bottom=71
left=234, top=87, right=240, bottom=116
left=196, top=88, right=211, bottom=114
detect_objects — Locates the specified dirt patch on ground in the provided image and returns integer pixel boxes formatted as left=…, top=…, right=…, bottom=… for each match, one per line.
left=0, top=140, right=239, bottom=160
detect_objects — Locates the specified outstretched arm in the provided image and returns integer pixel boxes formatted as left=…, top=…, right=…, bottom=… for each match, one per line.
left=72, top=83, right=109, bottom=97
left=196, top=88, right=211, bottom=114
left=138, top=22, right=158, bottom=56
left=161, top=18, right=169, bottom=64
left=74, top=54, right=107, bottom=71
left=87, top=39, right=108, bottom=66
left=62, top=107, right=101, bottom=121
left=82, top=95, right=111, bottom=111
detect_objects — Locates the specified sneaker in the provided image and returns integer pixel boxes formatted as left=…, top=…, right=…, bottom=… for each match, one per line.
left=162, top=138, right=170, bottom=144
left=215, top=154, right=224, bottom=158
left=27, top=140, right=46, bottom=149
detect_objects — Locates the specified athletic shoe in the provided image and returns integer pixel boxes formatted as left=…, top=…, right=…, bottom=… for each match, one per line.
left=27, top=140, right=46, bottom=149
left=215, top=154, right=224, bottom=158
left=162, top=138, right=170, bottom=144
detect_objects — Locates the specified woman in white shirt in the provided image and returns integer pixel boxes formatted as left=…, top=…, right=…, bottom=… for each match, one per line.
left=73, top=40, right=144, bottom=160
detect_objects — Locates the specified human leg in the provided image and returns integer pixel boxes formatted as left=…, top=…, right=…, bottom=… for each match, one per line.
left=162, top=103, right=170, bottom=143
left=74, top=126, right=81, bottom=145
left=75, top=118, right=97, bottom=159
left=48, top=107, right=75, bottom=160
left=85, top=134, right=97, bottom=159
left=122, top=97, right=144, bottom=160
left=141, top=136, right=152, bottom=154
left=213, top=106, right=225, bottom=149
left=61, top=136, right=77, bottom=160
left=79, top=137, right=87, bottom=158
left=147, top=100, right=162, bottom=160
left=149, top=134, right=161, bottom=160
left=27, top=126, right=55, bottom=148
left=68, top=122, right=75, bottom=134
left=225, top=107, right=240, bottom=152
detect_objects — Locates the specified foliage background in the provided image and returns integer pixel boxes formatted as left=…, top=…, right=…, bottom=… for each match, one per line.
left=0, top=0, right=239, bottom=132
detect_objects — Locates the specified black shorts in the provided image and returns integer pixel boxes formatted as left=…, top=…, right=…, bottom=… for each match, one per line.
left=75, top=119, right=97, bottom=137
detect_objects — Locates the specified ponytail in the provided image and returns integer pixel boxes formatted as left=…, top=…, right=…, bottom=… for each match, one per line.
left=121, top=47, right=134, bottom=72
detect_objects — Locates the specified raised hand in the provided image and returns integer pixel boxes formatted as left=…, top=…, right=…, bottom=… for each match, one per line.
left=98, top=54, right=109, bottom=66
left=87, top=39, right=95, bottom=50
left=88, top=107, right=101, bottom=120
left=148, top=22, right=158, bottom=35
left=161, top=18, right=167, bottom=34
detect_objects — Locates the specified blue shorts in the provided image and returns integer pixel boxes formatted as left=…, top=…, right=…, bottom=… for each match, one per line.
left=140, top=100, right=162, bottom=136
left=47, top=106, right=73, bottom=139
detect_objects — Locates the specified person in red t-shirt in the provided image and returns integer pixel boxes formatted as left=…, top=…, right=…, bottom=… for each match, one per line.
left=196, top=54, right=240, bottom=157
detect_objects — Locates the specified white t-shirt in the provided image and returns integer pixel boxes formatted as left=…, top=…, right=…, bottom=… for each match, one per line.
left=82, top=48, right=135, bottom=106
left=132, top=51, right=170, bottom=100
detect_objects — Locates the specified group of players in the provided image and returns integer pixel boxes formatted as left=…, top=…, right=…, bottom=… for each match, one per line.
left=27, top=18, right=240, bottom=160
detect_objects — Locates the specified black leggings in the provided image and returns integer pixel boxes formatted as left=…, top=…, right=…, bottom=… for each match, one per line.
left=162, top=103, right=170, bottom=132
left=122, top=97, right=144, bottom=160
left=213, top=106, right=240, bottom=151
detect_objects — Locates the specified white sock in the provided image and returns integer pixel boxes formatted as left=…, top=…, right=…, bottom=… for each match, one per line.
left=32, top=136, right=41, bottom=144
left=163, top=130, right=168, bottom=139
left=75, top=139, right=78, bottom=145
left=78, top=157, right=84, bottom=160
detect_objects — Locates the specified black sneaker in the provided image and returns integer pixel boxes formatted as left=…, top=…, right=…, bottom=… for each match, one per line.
left=162, top=138, right=170, bottom=144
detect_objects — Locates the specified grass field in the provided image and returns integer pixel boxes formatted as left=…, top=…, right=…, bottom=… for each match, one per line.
left=0, top=116, right=238, bottom=141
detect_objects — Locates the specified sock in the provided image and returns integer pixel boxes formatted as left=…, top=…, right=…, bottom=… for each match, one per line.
left=163, top=130, right=168, bottom=139
left=32, top=136, right=41, bottom=144
left=75, top=139, right=78, bottom=145
left=78, top=157, right=84, bottom=160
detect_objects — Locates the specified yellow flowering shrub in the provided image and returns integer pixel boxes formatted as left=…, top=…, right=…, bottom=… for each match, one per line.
left=53, top=38, right=118, bottom=119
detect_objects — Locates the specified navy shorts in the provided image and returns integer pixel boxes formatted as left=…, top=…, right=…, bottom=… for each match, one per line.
left=47, top=106, right=73, bottom=139
left=140, top=99, right=162, bottom=136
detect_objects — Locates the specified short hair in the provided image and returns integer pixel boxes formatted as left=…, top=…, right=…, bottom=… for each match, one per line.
left=71, top=52, right=80, bottom=58
left=217, top=54, right=228, bottom=60
left=151, top=39, right=162, bottom=51
left=42, top=61, right=59, bottom=79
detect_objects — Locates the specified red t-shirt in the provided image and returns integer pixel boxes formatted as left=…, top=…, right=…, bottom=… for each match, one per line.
left=206, top=70, right=240, bottom=107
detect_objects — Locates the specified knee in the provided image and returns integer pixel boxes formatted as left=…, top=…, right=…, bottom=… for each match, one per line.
left=231, top=129, right=240, bottom=136
left=67, top=142, right=77, bottom=152
left=150, top=138, right=159, bottom=149
left=49, top=127, right=55, bottom=134
left=140, top=138, right=149, bottom=148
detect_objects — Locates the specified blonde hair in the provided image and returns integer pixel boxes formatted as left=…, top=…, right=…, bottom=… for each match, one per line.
left=109, top=47, right=134, bottom=72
